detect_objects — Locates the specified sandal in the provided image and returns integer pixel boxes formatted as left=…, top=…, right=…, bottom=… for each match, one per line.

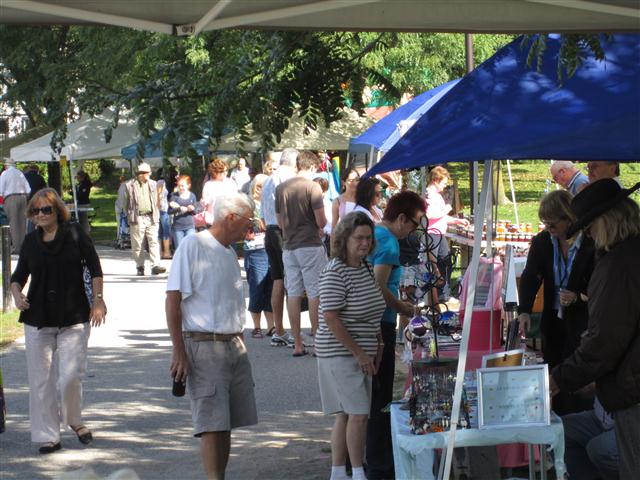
left=70, top=425, right=93, bottom=445
left=292, top=349, right=308, bottom=357
left=266, top=326, right=276, bottom=337
left=251, top=328, right=264, bottom=339
left=39, top=442, right=61, bottom=454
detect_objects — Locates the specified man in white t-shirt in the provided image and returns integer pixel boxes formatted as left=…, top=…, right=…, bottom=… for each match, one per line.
left=166, top=192, right=257, bottom=480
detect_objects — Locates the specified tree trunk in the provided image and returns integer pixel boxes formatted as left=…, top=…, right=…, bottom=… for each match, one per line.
left=191, top=155, right=205, bottom=199
left=47, top=162, right=62, bottom=195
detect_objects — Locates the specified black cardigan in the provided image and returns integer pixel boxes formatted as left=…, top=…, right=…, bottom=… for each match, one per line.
left=11, top=222, right=103, bottom=328
left=517, top=230, right=595, bottom=366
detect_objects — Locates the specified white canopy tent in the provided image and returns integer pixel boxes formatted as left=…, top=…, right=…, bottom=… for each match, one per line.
left=10, top=110, right=138, bottom=215
left=10, top=110, right=138, bottom=163
left=215, top=108, right=375, bottom=152
left=2, top=0, right=638, bottom=35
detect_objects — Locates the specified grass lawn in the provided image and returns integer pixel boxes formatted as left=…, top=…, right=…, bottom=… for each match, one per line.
left=86, top=187, right=118, bottom=245
left=447, top=160, right=640, bottom=224
left=0, top=309, right=22, bottom=349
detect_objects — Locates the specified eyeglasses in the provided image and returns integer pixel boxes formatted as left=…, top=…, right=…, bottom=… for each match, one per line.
left=234, top=212, right=256, bottom=223
left=30, top=206, right=54, bottom=216
left=408, top=216, right=421, bottom=230
left=543, top=219, right=565, bottom=228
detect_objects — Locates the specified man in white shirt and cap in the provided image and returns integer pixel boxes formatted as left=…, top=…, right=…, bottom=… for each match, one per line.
left=0, top=158, right=31, bottom=253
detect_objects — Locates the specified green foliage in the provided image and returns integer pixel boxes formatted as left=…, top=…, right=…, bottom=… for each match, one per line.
left=0, top=26, right=513, bottom=164
left=521, top=33, right=609, bottom=83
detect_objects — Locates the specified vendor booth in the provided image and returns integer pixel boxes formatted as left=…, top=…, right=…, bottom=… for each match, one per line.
left=9, top=110, right=138, bottom=218
left=365, top=33, right=640, bottom=480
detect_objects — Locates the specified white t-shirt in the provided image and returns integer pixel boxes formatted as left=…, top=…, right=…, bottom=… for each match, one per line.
left=201, top=178, right=237, bottom=225
left=166, top=231, right=245, bottom=333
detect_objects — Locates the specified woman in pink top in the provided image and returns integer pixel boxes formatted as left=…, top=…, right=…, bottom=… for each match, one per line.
left=201, top=158, right=238, bottom=226
left=331, top=167, right=360, bottom=230
left=425, top=166, right=469, bottom=299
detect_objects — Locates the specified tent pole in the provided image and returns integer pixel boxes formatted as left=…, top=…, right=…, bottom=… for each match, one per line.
left=506, top=159, right=519, bottom=226
left=487, top=162, right=495, bottom=353
left=66, top=156, right=79, bottom=221
left=440, top=160, right=493, bottom=480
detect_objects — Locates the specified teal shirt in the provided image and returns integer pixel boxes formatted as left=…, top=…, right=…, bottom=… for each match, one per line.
left=369, top=224, right=403, bottom=325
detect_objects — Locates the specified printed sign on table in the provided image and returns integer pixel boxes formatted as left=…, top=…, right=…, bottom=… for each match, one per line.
left=477, top=364, right=550, bottom=429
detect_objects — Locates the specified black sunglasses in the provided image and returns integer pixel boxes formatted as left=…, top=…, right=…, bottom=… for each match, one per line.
left=30, top=206, right=54, bottom=216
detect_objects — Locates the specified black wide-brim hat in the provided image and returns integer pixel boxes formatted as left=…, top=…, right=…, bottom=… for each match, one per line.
left=567, top=178, right=640, bottom=237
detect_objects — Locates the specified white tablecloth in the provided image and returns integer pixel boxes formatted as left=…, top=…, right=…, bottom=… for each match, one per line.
left=390, top=404, right=566, bottom=480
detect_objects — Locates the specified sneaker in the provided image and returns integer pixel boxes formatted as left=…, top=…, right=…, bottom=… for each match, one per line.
left=136, top=267, right=145, bottom=276
left=151, top=265, right=166, bottom=275
left=270, top=332, right=294, bottom=347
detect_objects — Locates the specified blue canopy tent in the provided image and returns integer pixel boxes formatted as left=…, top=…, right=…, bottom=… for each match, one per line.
left=366, top=33, right=640, bottom=178
left=121, top=129, right=210, bottom=161
left=348, top=79, right=460, bottom=168
left=361, top=33, right=640, bottom=480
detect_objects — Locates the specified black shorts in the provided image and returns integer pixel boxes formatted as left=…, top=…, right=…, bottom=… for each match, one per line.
left=264, top=226, right=285, bottom=281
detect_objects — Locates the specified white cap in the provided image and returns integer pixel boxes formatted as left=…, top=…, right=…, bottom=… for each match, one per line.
left=137, top=162, right=151, bottom=173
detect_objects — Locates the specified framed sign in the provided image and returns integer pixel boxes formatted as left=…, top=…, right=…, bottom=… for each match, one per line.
left=481, top=348, right=525, bottom=368
left=477, top=364, right=550, bottom=429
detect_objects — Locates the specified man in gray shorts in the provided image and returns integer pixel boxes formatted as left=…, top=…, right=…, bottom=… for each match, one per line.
left=275, top=150, right=328, bottom=356
left=166, top=192, right=258, bottom=479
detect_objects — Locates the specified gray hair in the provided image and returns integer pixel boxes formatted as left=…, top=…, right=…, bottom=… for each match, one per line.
left=213, top=192, right=255, bottom=222
left=279, top=148, right=299, bottom=167
left=550, top=160, right=577, bottom=174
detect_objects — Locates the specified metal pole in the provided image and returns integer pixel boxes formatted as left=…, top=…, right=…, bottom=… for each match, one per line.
left=506, top=160, right=520, bottom=226
left=440, top=160, right=494, bottom=480
left=2, top=226, right=12, bottom=312
left=465, top=33, right=475, bottom=215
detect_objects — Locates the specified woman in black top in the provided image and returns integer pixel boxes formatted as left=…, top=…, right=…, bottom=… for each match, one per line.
left=517, top=190, right=594, bottom=415
left=10, top=188, right=106, bottom=454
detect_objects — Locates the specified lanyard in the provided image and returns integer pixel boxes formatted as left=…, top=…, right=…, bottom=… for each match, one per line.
left=551, top=233, right=582, bottom=289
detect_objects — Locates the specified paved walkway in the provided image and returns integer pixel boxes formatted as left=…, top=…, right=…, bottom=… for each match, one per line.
left=0, top=246, right=333, bottom=479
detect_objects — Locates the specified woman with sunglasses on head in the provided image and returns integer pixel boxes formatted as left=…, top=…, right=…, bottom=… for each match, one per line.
left=353, top=177, right=383, bottom=223
left=331, top=167, right=360, bottom=230
left=517, top=189, right=595, bottom=415
left=10, top=188, right=106, bottom=454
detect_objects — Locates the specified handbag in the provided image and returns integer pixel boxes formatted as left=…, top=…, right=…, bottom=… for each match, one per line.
left=70, top=223, right=94, bottom=307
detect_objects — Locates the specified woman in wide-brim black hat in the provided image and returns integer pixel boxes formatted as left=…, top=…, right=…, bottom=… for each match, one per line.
left=550, top=178, right=640, bottom=479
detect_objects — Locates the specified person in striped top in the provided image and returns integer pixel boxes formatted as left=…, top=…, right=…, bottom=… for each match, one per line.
left=316, top=211, right=386, bottom=480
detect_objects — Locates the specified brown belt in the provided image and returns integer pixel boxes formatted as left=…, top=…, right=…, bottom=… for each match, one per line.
left=183, top=331, right=242, bottom=342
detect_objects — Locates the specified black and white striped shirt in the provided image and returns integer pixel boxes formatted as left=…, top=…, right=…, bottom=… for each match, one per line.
left=316, top=258, right=386, bottom=358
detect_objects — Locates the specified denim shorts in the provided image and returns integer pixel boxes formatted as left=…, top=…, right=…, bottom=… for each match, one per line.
left=243, top=248, right=273, bottom=313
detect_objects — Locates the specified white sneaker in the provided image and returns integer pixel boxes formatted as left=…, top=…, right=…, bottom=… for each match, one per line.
left=270, top=332, right=294, bottom=347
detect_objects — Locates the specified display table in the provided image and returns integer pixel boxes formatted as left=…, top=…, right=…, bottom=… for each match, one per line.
left=391, top=404, right=566, bottom=480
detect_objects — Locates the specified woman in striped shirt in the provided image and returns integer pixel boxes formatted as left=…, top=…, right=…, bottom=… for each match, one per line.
left=316, top=211, right=386, bottom=480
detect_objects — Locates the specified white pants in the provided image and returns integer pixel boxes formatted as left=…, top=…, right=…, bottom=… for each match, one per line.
left=130, top=215, right=161, bottom=268
left=24, top=323, right=90, bottom=443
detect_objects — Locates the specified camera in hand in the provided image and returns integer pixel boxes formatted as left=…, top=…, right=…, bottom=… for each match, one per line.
left=172, top=378, right=186, bottom=397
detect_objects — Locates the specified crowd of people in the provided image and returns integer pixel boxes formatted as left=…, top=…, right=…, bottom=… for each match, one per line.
left=2, top=154, right=638, bottom=480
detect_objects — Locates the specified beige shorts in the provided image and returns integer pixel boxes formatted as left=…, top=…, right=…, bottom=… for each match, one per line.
left=185, top=336, right=258, bottom=436
left=283, top=246, right=327, bottom=298
left=317, top=355, right=372, bottom=415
